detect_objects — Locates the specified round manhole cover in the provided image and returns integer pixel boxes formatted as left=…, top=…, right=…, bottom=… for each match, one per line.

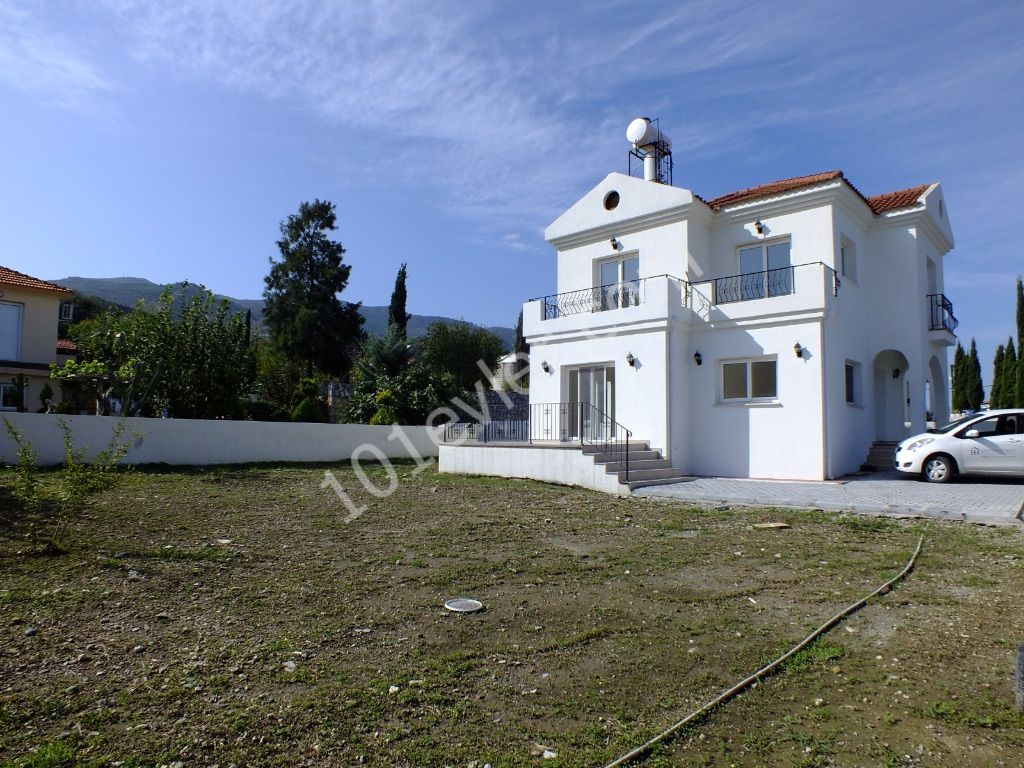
left=444, top=598, right=484, bottom=613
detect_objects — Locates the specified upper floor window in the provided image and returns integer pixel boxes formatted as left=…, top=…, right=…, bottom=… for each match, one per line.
left=0, top=301, right=22, bottom=360
left=840, top=238, right=857, bottom=284
left=736, top=240, right=792, bottom=300
left=597, top=255, right=640, bottom=310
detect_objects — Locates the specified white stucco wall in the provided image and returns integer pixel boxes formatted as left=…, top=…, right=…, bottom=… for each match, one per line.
left=438, top=444, right=627, bottom=495
left=0, top=412, right=442, bottom=466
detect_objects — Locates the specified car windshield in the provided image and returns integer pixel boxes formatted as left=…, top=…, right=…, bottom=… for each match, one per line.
left=928, top=415, right=977, bottom=434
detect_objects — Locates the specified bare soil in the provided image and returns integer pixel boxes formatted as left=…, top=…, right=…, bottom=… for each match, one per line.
left=1, top=463, right=1022, bottom=767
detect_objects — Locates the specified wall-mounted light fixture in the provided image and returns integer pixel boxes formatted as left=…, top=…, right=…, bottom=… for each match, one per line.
left=541, top=361, right=551, bottom=373
left=794, top=342, right=804, bottom=358
left=626, top=352, right=636, bottom=367
left=610, top=237, right=621, bottom=250
left=754, top=220, right=765, bottom=235
left=693, top=351, right=702, bottom=366
left=892, top=367, right=901, bottom=379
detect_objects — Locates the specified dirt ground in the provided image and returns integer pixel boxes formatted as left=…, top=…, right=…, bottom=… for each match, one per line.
left=1, top=462, right=1023, bottom=767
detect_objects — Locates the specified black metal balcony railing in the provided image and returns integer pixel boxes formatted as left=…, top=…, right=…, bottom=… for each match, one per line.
left=442, top=401, right=633, bottom=481
left=928, top=293, right=958, bottom=333
left=540, top=279, right=645, bottom=320
left=713, top=266, right=794, bottom=304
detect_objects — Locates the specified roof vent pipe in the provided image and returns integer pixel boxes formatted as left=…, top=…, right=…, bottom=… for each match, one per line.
left=626, top=117, right=673, bottom=184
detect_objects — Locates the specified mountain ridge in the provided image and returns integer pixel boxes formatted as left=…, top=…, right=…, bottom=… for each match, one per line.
left=51, top=276, right=516, bottom=348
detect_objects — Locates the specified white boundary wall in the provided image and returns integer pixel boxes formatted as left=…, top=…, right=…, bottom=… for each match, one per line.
left=0, top=413, right=442, bottom=466
left=439, top=444, right=628, bottom=496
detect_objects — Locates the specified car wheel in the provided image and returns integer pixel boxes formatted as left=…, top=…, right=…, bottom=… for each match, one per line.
left=922, top=454, right=955, bottom=483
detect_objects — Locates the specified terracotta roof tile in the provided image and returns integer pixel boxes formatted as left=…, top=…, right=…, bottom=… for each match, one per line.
left=0, top=266, right=72, bottom=294
left=57, top=338, right=78, bottom=353
left=865, top=185, right=930, bottom=214
left=706, top=171, right=845, bottom=210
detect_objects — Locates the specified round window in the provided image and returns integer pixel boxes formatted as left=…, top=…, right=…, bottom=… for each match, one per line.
left=603, top=191, right=620, bottom=210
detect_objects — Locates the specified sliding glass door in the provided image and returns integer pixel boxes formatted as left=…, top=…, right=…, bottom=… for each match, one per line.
left=568, top=365, right=615, bottom=440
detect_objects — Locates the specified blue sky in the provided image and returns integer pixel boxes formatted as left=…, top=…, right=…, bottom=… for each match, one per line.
left=1, top=1, right=1022, bottom=378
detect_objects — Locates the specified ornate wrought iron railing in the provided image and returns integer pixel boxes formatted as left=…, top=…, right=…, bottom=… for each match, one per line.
left=713, top=266, right=794, bottom=304
left=928, top=293, right=958, bottom=333
left=539, top=278, right=645, bottom=320
left=441, top=401, right=633, bottom=482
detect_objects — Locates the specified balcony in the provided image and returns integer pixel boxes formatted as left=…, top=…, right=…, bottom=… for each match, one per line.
left=540, top=278, right=647, bottom=320
left=687, top=262, right=840, bottom=323
left=928, top=293, right=958, bottom=334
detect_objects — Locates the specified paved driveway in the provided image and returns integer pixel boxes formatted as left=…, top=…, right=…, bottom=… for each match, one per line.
left=635, top=471, right=1024, bottom=525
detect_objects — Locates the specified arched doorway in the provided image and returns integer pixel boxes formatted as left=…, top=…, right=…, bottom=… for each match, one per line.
left=873, top=349, right=910, bottom=441
left=927, top=355, right=949, bottom=427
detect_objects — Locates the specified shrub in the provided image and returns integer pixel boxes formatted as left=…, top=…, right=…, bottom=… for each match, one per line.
left=245, top=400, right=291, bottom=422
left=291, top=397, right=328, bottom=423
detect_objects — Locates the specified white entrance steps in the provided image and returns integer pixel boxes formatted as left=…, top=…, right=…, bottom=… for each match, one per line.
left=582, top=440, right=692, bottom=491
left=861, top=441, right=899, bottom=472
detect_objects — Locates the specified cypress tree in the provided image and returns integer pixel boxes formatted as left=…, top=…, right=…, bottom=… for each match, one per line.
left=1004, top=337, right=1018, bottom=409
left=513, top=310, right=529, bottom=376
left=967, top=338, right=984, bottom=411
left=990, top=344, right=1005, bottom=408
left=1016, top=277, right=1024, bottom=407
left=388, top=263, right=411, bottom=340
left=951, top=342, right=968, bottom=413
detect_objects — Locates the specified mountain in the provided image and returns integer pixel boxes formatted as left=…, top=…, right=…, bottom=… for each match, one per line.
left=52, top=276, right=516, bottom=348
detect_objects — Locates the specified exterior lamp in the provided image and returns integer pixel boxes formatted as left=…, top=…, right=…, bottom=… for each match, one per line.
left=794, top=342, right=803, bottom=358
left=610, top=237, right=621, bottom=250
left=693, top=351, right=702, bottom=366
left=892, top=367, right=900, bottom=379
left=754, top=220, right=765, bottom=235
left=541, top=361, right=551, bottom=373
left=626, top=352, right=636, bottom=367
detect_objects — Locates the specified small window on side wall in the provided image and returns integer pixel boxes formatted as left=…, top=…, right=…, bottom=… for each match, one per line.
left=840, top=238, right=857, bottom=284
left=722, top=358, right=777, bottom=402
left=845, top=360, right=861, bottom=405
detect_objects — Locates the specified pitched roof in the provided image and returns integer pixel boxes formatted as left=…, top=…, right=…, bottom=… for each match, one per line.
left=705, top=171, right=931, bottom=216
left=706, top=171, right=844, bottom=210
left=0, top=265, right=72, bottom=294
left=57, top=338, right=78, bottom=354
left=865, top=185, right=929, bottom=214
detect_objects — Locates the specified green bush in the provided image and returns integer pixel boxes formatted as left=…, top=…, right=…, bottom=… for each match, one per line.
left=245, top=400, right=291, bottom=422
left=291, top=397, right=328, bottom=423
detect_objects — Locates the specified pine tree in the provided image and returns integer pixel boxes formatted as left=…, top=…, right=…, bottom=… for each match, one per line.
left=1004, top=337, right=1018, bottom=409
left=513, top=310, right=529, bottom=376
left=967, top=338, right=984, bottom=411
left=990, top=344, right=1005, bottom=408
left=1016, top=276, right=1024, bottom=407
left=388, top=263, right=411, bottom=340
left=951, top=342, right=968, bottom=412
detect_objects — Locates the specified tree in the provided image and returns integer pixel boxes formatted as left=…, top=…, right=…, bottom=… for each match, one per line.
left=419, top=320, right=506, bottom=391
left=990, top=343, right=1005, bottom=408
left=388, top=263, right=411, bottom=340
left=263, top=199, right=365, bottom=377
left=513, top=309, right=529, bottom=380
left=1004, top=337, right=1018, bottom=410
left=966, top=338, right=984, bottom=411
left=951, top=342, right=968, bottom=412
left=1017, top=277, right=1024, bottom=407
left=53, top=285, right=255, bottom=419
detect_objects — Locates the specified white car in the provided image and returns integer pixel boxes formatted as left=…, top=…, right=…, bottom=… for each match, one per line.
left=895, top=409, right=1024, bottom=483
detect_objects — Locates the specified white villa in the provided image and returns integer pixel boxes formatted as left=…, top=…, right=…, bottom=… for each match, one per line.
left=440, top=119, right=956, bottom=492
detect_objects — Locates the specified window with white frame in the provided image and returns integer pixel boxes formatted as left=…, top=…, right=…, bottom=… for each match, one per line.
left=845, top=360, right=862, bottom=405
left=0, top=382, right=20, bottom=411
left=0, top=301, right=22, bottom=360
left=721, top=357, right=777, bottom=402
left=840, top=238, right=857, bottom=283
left=597, top=254, right=640, bottom=310
left=735, top=239, right=792, bottom=300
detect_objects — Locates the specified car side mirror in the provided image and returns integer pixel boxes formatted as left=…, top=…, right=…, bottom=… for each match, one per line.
left=964, top=429, right=980, bottom=438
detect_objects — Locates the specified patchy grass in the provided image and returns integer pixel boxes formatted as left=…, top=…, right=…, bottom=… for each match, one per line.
left=1, top=462, right=1022, bottom=766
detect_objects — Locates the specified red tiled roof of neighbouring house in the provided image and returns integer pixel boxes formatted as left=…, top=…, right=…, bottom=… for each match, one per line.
left=57, top=338, right=78, bottom=354
left=0, top=265, right=72, bottom=293
left=706, top=171, right=845, bottom=210
left=865, top=185, right=930, bottom=214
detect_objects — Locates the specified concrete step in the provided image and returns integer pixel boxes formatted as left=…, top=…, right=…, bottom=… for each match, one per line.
left=592, top=450, right=662, bottom=464
left=617, top=467, right=685, bottom=483
left=600, top=458, right=672, bottom=473
left=627, top=475, right=694, bottom=491
left=581, top=441, right=650, bottom=455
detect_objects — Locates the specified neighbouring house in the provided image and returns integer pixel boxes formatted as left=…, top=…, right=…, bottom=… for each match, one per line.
left=440, top=119, right=956, bottom=491
left=491, top=352, right=520, bottom=390
left=0, top=266, right=74, bottom=412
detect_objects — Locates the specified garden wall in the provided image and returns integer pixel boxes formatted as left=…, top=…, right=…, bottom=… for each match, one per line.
left=0, top=413, right=442, bottom=466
